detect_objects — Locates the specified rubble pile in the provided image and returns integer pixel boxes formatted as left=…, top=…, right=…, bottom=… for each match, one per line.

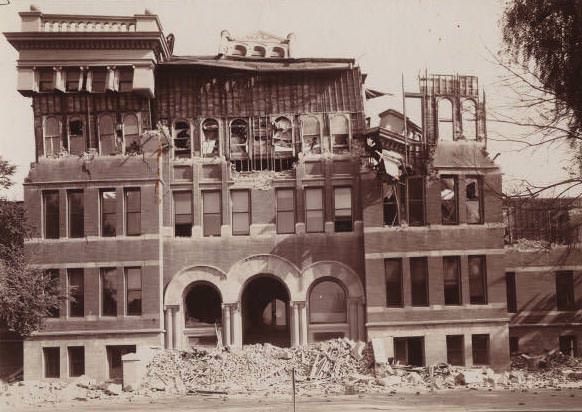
left=510, top=351, right=582, bottom=389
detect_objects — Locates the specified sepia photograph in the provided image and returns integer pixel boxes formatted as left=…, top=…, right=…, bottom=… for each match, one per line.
left=0, top=0, right=581, bottom=410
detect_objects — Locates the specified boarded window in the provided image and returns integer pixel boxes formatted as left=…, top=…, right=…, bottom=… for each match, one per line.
left=302, top=116, right=321, bottom=155
left=126, top=268, right=142, bottom=316
left=469, top=256, right=487, bottom=304
left=334, top=187, right=352, bottom=232
left=91, top=68, right=107, bottom=93
left=472, top=334, right=490, bottom=365
left=407, top=176, right=425, bottom=226
left=438, top=98, right=454, bottom=141
left=125, top=188, right=141, bottom=236
left=67, top=190, right=84, bottom=238
left=68, top=268, right=84, bottom=317
left=441, top=176, right=458, bottom=224
left=44, top=117, right=61, bottom=156
left=174, top=191, right=192, bottom=237
left=330, top=115, right=350, bottom=154
left=305, top=187, right=324, bottom=233
left=68, top=346, right=85, bottom=377
left=100, top=190, right=116, bottom=237
left=43, top=347, right=60, bottom=378
left=461, top=99, right=477, bottom=140
left=231, top=190, right=250, bottom=236
left=276, top=189, right=295, bottom=234
left=385, top=258, right=403, bottom=307
left=173, top=121, right=191, bottom=159
left=202, top=191, right=221, bottom=237
left=202, top=118, right=220, bottom=157
left=394, top=337, right=425, bottom=366
left=506, top=272, right=517, bottom=313
left=229, top=119, right=249, bottom=157
left=118, top=67, right=133, bottom=92
left=38, top=68, right=54, bottom=92
left=556, top=271, right=575, bottom=311
left=466, top=176, right=482, bottom=224
left=443, top=256, right=461, bottom=305
left=98, top=114, right=117, bottom=155
left=123, top=114, right=140, bottom=154
left=68, top=118, right=85, bottom=155
left=309, top=280, right=347, bottom=323
left=410, top=257, right=429, bottom=306
left=43, top=191, right=60, bottom=239
left=446, top=335, right=465, bottom=366
left=101, top=267, right=117, bottom=317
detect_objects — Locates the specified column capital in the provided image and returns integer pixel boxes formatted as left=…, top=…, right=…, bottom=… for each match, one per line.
left=290, top=300, right=306, bottom=308
left=164, top=304, right=179, bottom=311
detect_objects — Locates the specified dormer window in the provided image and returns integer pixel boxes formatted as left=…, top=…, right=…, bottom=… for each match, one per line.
left=330, top=114, right=350, bottom=154
left=38, top=68, right=54, bottom=92
left=301, top=115, right=321, bottom=155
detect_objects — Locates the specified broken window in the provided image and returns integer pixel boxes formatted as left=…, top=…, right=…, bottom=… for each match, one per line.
left=305, top=187, right=324, bottom=233
left=443, top=256, right=461, bottom=305
left=229, top=119, right=249, bottom=157
left=276, top=189, right=296, bottom=234
left=461, top=99, right=477, bottom=140
left=43, top=347, right=60, bottom=378
left=173, top=120, right=191, bottom=159
left=506, top=272, right=517, bottom=313
left=383, top=183, right=400, bottom=226
left=231, top=190, right=250, bottom=236
left=123, top=113, right=140, bottom=154
left=118, top=67, right=133, bottom=92
left=334, top=187, right=352, bottom=232
left=407, top=176, right=425, bottom=226
left=472, top=334, right=490, bottom=365
left=98, top=114, right=118, bottom=155
left=91, top=68, right=107, bottom=93
left=202, top=191, right=221, bottom=237
left=201, top=118, right=220, bottom=157
left=106, top=345, right=135, bottom=382
left=446, top=335, right=465, bottom=366
left=38, top=68, right=54, bottom=92
left=67, top=268, right=84, bottom=318
left=44, top=116, right=61, bottom=157
left=67, top=117, right=86, bottom=155
left=394, top=337, right=425, bottom=366
left=556, top=271, right=575, bottom=311
left=559, top=335, right=578, bottom=357
left=273, top=116, right=294, bottom=156
left=410, top=257, right=429, bottom=306
left=65, top=68, right=81, bottom=92
left=302, top=116, right=321, bottom=155
left=43, top=190, right=60, bottom=239
left=437, top=98, right=454, bottom=142
left=385, top=258, right=403, bottom=307
left=309, top=280, right=347, bottom=323
left=174, top=191, right=193, bottom=237
left=184, top=282, right=222, bottom=327
left=466, top=176, right=482, bottom=224
left=68, top=346, right=85, bottom=377
left=67, top=190, right=84, bottom=238
left=100, top=189, right=116, bottom=237
left=101, top=267, right=117, bottom=317
left=441, top=176, right=458, bottom=225
left=125, top=188, right=141, bottom=236
left=330, top=114, right=350, bottom=154
left=469, top=256, right=487, bottom=304
left=125, top=267, right=142, bottom=316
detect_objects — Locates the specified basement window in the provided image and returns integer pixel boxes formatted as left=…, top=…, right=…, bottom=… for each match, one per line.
left=276, top=189, right=295, bottom=234
left=68, top=346, right=85, bottom=377
left=201, top=118, right=220, bottom=157
left=43, top=190, right=60, bottom=239
left=468, top=255, right=487, bottom=304
left=305, top=187, right=324, bottom=233
left=98, top=114, right=118, bottom=155
left=43, top=116, right=62, bottom=157
left=173, top=120, right=192, bottom=159
left=556, top=271, right=575, bottom=311
left=67, top=268, right=84, bottom=318
left=67, top=190, right=84, bottom=238
left=174, top=191, right=193, bottom=237
left=202, top=191, right=221, bottom=237
left=301, top=115, right=321, bottom=155
left=126, top=267, right=142, bottom=316
left=472, top=334, right=490, bottom=365
left=123, top=113, right=140, bottom=154
left=466, top=176, right=483, bottom=224
left=385, top=258, right=403, bottom=307
left=100, top=267, right=117, bottom=317
left=231, top=190, right=250, bottom=236
left=330, top=114, right=350, bottom=154
left=441, top=176, right=458, bottom=225
left=443, top=256, right=461, bottom=305
left=394, top=337, right=425, bottom=366
left=559, top=335, right=578, bottom=357
left=125, top=188, right=141, bottom=236
left=333, top=187, right=352, bottom=232
left=446, top=335, right=465, bottom=366
left=100, top=189, right=116, bottom=237
left=67, top=117, right=86, bottom=155
left=43, top=347, right=60, bottom=378
left=410, top=257, right=429, bottom=306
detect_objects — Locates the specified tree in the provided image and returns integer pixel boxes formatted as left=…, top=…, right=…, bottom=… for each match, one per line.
left=0, top=156, right=61, bottom=336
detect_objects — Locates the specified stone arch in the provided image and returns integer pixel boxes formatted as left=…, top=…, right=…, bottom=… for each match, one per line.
left=227, top=254, right=302, bottom=303
left=164, top=265, right=227, bottom=307
left=302, top=261, right=365, bottom=302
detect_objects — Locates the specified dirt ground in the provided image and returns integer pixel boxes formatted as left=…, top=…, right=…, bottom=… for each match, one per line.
left=3, top=389, right=582, bottom=412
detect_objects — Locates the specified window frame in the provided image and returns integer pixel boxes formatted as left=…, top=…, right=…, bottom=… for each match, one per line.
left=66, top=116, right=86, bottom=156
left=122, top=113, right=141, bottom=155
left=272, top=115, right=295, bottom=157
left=173, top=190, right=193, bottom=237
left=443, top=256, right=462, bottom=305
left=465, top=176, right=483, bottom=224
left=202, top=190, right=222, bottom=237
left=125, top=267, right=142, bottom=316
left=67, top=189, right=84, bottom=239
left=506, top=272, right=517, bottom=313
left=67, top=268, right=84, bottom=318
left=43, top=190, right=60, bottom=239
left=308, top=278, right=348, bottom=324
left=90, top=68, right=107, bottom=93
left=440, top=175, right=459, bottom=225
left=100, top=189, right=117, bottom=237
left=556, top=271, right=576, bottom=311
left=437, top=97, right=454, bottom=142
left=201, top=118, right=221, bottom=158
left=276, top=188, right=296, bottom=234
left=407, top=176, right=425, bottom=226
left=172, top=119, right=192, bottom=159
left=228, top=118, right=250, bottom=159
left=65, top=68, right=82, bottom=92
left=231, top=190, right=251, bottom=236
left=305, top=187, right=325, bottom=233
left=98, top=113, right=118, bottom=156
left=468, top=255, right=488, bottom=305
left=333, top=186, right=353, bottom=232
left=117, top=67, right=134, bottom=93
left=410, top=257, right=429, bottom=306
left=124, top=188, right=141, bottom=236
left=100, top=267, right=118, bottom=317
left=300, top=114, right=323, bottom=156
left=329, top=113, right=351, bottom=154
left=385, top=258, right=403, bottom=307
left=67, top=346, right=85, bottom=378
left=38, top=67, right=55, bottom=92
left=43, top=116, right=62, bottom=157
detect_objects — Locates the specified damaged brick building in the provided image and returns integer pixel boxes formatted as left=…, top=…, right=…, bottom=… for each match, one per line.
left=2, top=7, right=581, bottom=382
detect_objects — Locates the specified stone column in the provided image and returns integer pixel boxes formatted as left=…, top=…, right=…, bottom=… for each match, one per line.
left=348, top=298, right=358, bottom=340
left=164, top=306, right=174, bottom=349
left=292, top=302, right=300, bottom=347
left=298, top=302, right=308, bottom=346
left=357, top=301, right=365, bottom=341
left=171, top=306, right=179, bottom=349
left=222, top=304, right=232, bottom=347
left=231, top=303, right=242, bottom=348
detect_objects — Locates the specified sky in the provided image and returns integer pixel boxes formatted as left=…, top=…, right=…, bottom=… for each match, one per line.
left=0, top=0, right=574, bottom=199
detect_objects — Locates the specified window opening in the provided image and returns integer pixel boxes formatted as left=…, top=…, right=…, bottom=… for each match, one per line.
left=68, top=118, right=85, bottom=155
left=333, top=187, right=352, bottom=232
left=309, top=280, right=347, bottom=323
left=461, top=99, right=477, bottom=140
left=410, top=257, right=429, bottom=306
left=394, top=337, right=425, bottom=366
left=556, top=271, right=575, bottom=311
left=43, top=190, right=60, bottom=239
left=437, top=98, right=454, bottom=141
left=468, top=255, right=487, bottom=304
left=302, top=116, right=321, bottom=155
left=466, top=176, right=482, bottom=224
left=184, top=283, right=222, bottom=327
left=305, top=187, right=324, bottom=233
left=44, top=117, right=61, bottom=157
left=472, top=334, right=490, bottom=365
left=385, top=258, right=403, bottom=307
left=443, top=256, right=461, bottom=305
left=276, top=189, right=295, bottom=234
left=330, top=115, right=350, bottom=154
left=441, top=176, right=458, bottom=224
left=506, top=272, right=517, bottom=313
left=202, top=191, right=221, bottom=237
left=123, top=114, right=140, bottom=154
left=201, top=118, right=219, bottom=157
left=98, top=114, right=118, bottom=155
left=231, top=190, right=250, bottom=236
left=173, top=121, right=191, bottom=159
left=174, top=191, right=193, bottom=237
left=126, top=268, right=142, bottom=316
left=101, top=267, right=117, bottom=316
left=101, top=190, right=116, bottom=237
left=68, top=268, right=84, bottom=317
left=68, top=346, right=85, bottom=377
left=43, top=347, right=60, bottom=378
left=67, top=190, right=84, bottom=238
left=446, top=335, right=465, bottom=366
left=125, top=188, right=141, bottom=236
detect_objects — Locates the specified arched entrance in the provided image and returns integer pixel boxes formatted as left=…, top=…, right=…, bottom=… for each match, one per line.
left=242, top=275, right=291, bottom=347
left=183, top=281, right=222, bottom=346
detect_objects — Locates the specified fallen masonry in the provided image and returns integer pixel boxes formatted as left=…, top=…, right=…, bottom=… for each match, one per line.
left=1, top=339, right=581, bottom=408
